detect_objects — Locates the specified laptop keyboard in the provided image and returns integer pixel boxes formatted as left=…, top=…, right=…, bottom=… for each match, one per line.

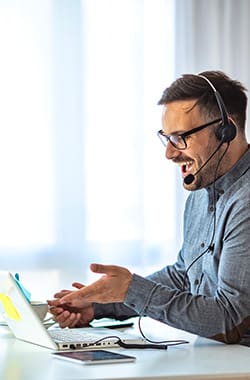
left=48, top=329, right=118, bottom=343
left=49, top=328, right=103, bottom=343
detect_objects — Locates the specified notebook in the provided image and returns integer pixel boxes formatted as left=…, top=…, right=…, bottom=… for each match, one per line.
left=0, top=271, right=144, bottom=350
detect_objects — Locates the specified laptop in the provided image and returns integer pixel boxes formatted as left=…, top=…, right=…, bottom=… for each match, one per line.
left=0, top=271, right=144, bottom=350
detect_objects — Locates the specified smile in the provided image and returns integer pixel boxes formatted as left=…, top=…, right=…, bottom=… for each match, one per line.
left=177, top=161, right=194, bottom=177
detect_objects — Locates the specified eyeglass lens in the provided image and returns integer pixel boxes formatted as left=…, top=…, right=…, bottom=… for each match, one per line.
left=158, top=131, right=186, bottom=149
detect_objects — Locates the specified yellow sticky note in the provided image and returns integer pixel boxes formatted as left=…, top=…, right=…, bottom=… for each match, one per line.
left=0, top=293, right=21, bottom=321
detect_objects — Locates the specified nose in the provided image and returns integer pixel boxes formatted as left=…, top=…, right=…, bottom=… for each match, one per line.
left=165, top=141, right=181, bottom=160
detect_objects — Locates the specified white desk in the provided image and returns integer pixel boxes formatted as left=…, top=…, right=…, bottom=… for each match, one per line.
left=1, top=318, right=250, bottom=380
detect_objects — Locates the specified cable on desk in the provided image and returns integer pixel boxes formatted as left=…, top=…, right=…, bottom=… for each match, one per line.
left=76, top=327, right=189, bottom=350
left=137, top=316, right=189, bottom=347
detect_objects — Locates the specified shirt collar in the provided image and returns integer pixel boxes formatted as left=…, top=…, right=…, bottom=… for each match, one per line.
left=206, top=145, right=250, bottom=197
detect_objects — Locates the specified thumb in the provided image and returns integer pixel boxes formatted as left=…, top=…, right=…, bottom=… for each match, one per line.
left=72, top=282, right=85, bottom=289
left=90, top=263, right=121, bottom=275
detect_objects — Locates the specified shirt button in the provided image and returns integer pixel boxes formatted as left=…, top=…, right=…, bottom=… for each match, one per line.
left=200, top=242, right=205, bottom=248
left=194, top=279, right=199, bottom=286
left=209, top=206, right=214, bottom=212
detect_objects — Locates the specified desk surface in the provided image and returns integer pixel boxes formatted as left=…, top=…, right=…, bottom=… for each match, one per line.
left=1, top=318, right=250, bottom=380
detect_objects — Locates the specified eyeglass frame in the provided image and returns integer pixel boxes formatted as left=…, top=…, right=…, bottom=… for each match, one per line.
left=157, top=118, right=222, bottom=150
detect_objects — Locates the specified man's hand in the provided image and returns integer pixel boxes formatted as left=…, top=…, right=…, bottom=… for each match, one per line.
left=48, top=282, right=94, bottom=328
left=58, top=264, right=132, bottom=308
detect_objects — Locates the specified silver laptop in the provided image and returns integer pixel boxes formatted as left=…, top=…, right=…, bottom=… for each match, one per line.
left=0, top=271, right=144, bottom=350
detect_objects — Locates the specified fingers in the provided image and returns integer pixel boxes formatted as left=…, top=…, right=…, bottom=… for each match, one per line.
left=48, top=282, right=89, bottom=328
left=53, top=290, right=71, bottom=299
left=50, top=264, right=130, bottom=308
left=53, top=310, right=82, bottom=328
left=48, top=299, right=65, bottom=308
left=59, top=311, right=82, bottom=329
left=58, top=290, right=85, bottom=306
left=52, top=283, right=84, bottom=299
left=48, top=303, right=82, bottom=328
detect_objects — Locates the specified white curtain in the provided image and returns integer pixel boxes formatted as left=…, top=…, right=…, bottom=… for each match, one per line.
left=0, top=0, right=249, bottom=295
left=175, top=0, right=250, bottom=139
left=0, top=0, right=179, bottom=292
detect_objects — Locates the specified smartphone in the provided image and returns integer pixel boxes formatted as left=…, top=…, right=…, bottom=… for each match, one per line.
left=90, top=318, right=134, bottom=329
left=52, top=350, right=136, bottom=365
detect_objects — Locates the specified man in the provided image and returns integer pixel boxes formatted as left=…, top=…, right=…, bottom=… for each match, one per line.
left=48, top=71, right=250, bottom=344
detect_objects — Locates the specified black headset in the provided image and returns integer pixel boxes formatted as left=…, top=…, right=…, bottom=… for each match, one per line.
left=182, top=75, right=237, bottom=285
left=196, top=74, right=237, bottom=143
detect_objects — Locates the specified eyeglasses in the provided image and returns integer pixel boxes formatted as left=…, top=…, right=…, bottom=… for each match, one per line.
left=157, top=118, right=221, bottom=150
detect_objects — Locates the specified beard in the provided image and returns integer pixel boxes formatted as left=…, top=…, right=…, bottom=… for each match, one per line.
left=183, top=145, right=228, bottom=191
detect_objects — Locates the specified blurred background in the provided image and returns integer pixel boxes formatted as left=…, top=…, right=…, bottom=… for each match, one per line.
left=0, top=0, right=249, bottom=300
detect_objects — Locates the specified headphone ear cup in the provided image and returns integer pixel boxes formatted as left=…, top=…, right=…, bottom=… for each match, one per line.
left=215, top=121, right=237, bottom=143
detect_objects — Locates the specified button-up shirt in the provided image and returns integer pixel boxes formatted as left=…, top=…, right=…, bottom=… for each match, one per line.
left=94, top=146, right=250, bottom=344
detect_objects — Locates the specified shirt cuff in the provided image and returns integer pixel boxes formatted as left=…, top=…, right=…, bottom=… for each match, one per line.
left=93, top=302, right=116, bottom=319
left=124, top=273, right=158, bottom=315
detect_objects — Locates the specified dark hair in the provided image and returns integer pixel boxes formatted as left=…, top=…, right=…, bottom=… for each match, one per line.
left=158, top=71, right=248, bottom=130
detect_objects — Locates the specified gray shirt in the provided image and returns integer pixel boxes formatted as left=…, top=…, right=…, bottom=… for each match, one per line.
left=94, top=146, right=250, bottom=344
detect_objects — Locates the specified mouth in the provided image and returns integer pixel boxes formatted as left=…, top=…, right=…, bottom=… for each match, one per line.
left=177, top=160, right=194, bottom=178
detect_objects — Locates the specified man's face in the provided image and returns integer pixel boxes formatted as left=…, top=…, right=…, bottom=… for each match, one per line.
left=161, top=99, right=225, bottom=190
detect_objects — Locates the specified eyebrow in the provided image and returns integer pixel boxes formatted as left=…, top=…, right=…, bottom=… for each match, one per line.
left=163, top=118, right=222, bottom=137
left=161, top=128, right=186, bottom=136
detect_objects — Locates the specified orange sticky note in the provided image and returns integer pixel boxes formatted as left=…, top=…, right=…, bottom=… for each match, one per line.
left=0, top=293, right=21, bottom=321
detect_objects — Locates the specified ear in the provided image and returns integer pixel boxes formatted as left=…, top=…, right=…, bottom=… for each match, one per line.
left=215, top=118, right=237, bottom=143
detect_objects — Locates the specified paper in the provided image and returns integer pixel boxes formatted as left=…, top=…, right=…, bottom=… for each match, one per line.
left=0, top=293, right=21, bottom=321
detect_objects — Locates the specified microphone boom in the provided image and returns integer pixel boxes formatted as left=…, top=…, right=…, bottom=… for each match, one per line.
left=183, top=142, right=224, bottom=185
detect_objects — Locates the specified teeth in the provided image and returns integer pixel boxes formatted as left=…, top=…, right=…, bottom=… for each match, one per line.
left=177, top=161, right=192, bottom=167
left=185, top=161, right=193, bottom=168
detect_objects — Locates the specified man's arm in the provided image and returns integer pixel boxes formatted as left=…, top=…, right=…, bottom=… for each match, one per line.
left=93, top=253, right=186, bottom=320
left=57, top=195, right=250, bottom=343
left=123, top=196, right=250, bottom=343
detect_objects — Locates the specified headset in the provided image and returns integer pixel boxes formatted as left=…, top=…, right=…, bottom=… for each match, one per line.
left=195, top=74, right=237, bottom=143
left=182, top=74, right=237, bottom=286
left=184, top=74, right=237, bottom=186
